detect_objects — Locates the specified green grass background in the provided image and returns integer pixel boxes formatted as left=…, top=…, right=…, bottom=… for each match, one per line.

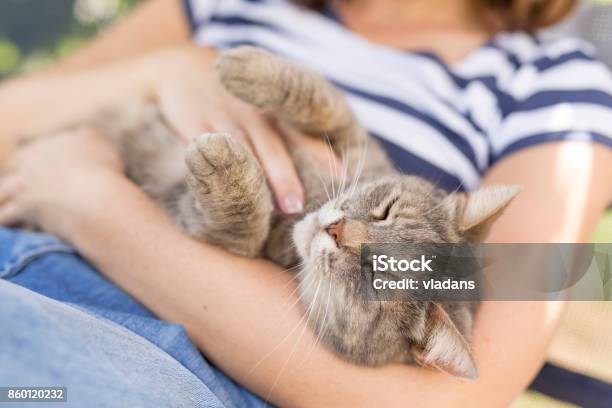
left=593, top=211, right=612, bottom=242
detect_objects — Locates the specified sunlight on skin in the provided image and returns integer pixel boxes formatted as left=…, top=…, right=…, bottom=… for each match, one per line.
left=484, top=142, right=612, bottom=244
left=554, top=141, right=593, bottom=239
left=472, top=141, right=612, bottom=404
left=470, top=301, right=567, bottom=402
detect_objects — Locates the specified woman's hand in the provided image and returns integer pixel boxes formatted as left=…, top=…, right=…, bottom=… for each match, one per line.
left=142, top=45, right=338, bottom=214
left=0, top=127, right=124, bottom=238
left=0, top=43, right=339, bottom=215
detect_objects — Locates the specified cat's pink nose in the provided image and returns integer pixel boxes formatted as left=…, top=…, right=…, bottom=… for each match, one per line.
left=325, top=220, right=344, bottom=244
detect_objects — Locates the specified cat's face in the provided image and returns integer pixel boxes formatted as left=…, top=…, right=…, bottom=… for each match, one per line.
left=292, top=175, right=520, bottom=379
left=294, top=175, right=459, bottom=261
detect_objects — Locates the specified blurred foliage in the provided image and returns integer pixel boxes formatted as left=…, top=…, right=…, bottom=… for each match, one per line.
left=593, top=211, right=612, bottom=242
left=0, top=0, right=141, bottom=79
left=0, top=39, right=20, bottom=73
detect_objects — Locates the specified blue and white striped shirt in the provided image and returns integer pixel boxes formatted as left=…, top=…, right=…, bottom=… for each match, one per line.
left=183, top=0, right=612, bottom=191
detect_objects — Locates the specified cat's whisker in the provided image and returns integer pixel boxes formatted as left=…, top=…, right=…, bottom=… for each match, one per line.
left=278, top=265, right=322, bottom=324
left=346, top=138, right=364, bottom=195
left=303, top=141, right=333, bottom=202
left=337, top=142, right=350, bottom=199
left=301, top=254, right=334, bottom=366
left=288, top=271, right=324, bottom=363
left=342, top=148, right=351, bottom=195
left=323, top=133, right=335, bottom=195
left=294, top=254, right=331, bottom=372
left=278, top=263, right=307, bottom=292
left=276, top=240, right=298, bottom=257
left=313, top=166, right=332, bottom=202
left=419, top=184, right=462, bottom=219
left=323, top=132, right=337, bottom=199
left=283, top=260, right=304, bottom=272
left=262, top=275, right=324, bottom=402
left=270, top=247, right=300, bottom=271
left=279, top=266, right=319, bottom=306
left=250, top=274, right=322, bottom=382
left=348, top=135, right=368, bottom=198
left=249, top=264, right=321, bottom=373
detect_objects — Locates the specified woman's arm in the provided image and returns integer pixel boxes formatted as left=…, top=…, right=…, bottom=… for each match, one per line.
left=15, top=135, right=607, bottom=407
left=483, top=141, right=612, bottom=243
left=0, top=0, right=192, bottom=160
left=58, top=172, right=560, bottom=408
left=0, top=0, right=309, bottom=212
left=49, top=0, right=190, bottom=72
left=0, top=45, right=219, bottom=152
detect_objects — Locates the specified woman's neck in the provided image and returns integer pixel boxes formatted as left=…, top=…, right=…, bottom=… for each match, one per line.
left=338, top=0, right=482, bottom=31
left=336, top=0, right=491, bottom=64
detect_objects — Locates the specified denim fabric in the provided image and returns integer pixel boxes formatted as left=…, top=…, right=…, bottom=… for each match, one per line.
left=0, top=228, right=268, bottom=408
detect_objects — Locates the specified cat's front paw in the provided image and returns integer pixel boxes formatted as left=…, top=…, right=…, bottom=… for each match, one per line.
left=185, top=132, right=262, bottom=200
left=215, top=46, right=287, bottom=110
left=185, top=132, right=249, bottom=190
left=183, top=131, right=272, bottom=257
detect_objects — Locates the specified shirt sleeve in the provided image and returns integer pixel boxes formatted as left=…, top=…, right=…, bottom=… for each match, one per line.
left=489, top=40, right=612, bottom=163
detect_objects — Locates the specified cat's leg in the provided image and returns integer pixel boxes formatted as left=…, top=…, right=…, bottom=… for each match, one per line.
left=181, top=132, right=273, bottom=257
left=215, top=46, right=394, bottom=182
left=215, top=46, right=366, bottom=149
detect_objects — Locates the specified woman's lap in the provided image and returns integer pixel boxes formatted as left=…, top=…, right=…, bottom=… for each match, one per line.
left=0, top=228, right=266, bottom=408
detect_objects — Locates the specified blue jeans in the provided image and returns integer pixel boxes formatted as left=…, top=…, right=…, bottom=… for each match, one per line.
left=0, top=228, right=268, bottom=407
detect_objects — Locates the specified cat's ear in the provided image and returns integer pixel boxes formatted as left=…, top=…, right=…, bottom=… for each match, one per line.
left=454, top=185, right=521, bottom=242
left=411, top=303, right=478, bottom=380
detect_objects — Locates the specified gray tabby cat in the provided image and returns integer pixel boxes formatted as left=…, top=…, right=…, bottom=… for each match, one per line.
left=93, top=46, right=520, bottom=380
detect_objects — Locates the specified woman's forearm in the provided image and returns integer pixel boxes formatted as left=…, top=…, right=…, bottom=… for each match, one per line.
left=0, top=45, right=219, bottom=164
left=60, top=174, right=564, bottom=408
left=0, top=57, right=153, bottom=160
left=0, top=0, right=191, bottom=162
left=62, top=174, right=369, bottom=407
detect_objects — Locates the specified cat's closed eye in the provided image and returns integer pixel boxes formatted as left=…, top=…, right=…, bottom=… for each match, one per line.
left=371, top=196, right=399, bottom=221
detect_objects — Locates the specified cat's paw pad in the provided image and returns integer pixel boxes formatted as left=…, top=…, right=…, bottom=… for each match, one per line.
left=185, top=132, right=248, bottom=181
left=186, top=132, right=246, bottom=175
